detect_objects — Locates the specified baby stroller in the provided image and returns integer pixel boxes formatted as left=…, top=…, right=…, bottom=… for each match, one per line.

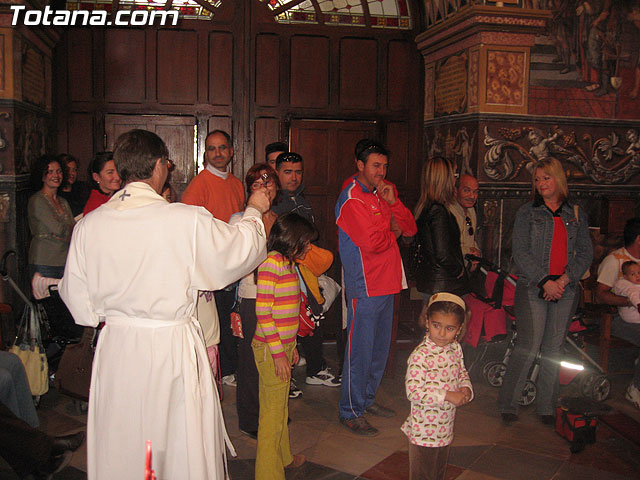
left=464, top=255, right=610, bottom=405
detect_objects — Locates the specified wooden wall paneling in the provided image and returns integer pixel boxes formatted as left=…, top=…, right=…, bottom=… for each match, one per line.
left=154, top=118, right=196, bottom=197
left=55, top=43, right=69, bottom=155
left=288, top=122, right=330, bottom=188
left=255, top=34, right=280, bottom=106
left=290, top=36, right=329, bottom=108
left=104, top=114, right=148, bottom=149
left=145, top=29, right=157, bottom=104
left=254, top=117, right=281, bottom=167
left=105, top=29, right=146, bottom=103
left=208, top=32, right=233, bottom=106
left=339, top=38, right=378, bottom=110
left=67, top=29, right=93, bottom=102
left=385, top=120, right=409, bottom=189
left=157, top=30, right=197, bottom=104
left=388, top=40, right=411, bottom=111
left=68, top=113, right=95, bottom=175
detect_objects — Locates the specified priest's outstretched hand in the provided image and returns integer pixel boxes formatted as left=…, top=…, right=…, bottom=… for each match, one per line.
left=247, top=187, right=271, bottom=214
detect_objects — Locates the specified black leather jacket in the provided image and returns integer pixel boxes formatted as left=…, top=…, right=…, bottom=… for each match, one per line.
left=415, top=202, right=469, bottom=296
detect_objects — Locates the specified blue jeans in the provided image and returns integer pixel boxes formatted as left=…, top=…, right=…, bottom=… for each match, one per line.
left=611, top=315, right=640, bottom=388
left=498, top=281, right=577, bottom=416
left=0, top=351, right=39, bottom=428
left=339, top=294, right=394, bottom=420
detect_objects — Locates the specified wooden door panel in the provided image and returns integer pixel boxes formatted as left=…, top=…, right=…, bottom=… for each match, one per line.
left=104, top=114, right=195, bottom=199
left=288, top=119, right=378, bottom=337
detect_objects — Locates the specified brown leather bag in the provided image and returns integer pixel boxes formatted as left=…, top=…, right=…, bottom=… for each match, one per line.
left=54, top=327, right=95, bottom=401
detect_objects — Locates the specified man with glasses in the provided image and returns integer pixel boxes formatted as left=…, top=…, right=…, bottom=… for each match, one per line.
left=449, top=173, right=481, bottom=268
left=182, top=130, right=246, bottom=387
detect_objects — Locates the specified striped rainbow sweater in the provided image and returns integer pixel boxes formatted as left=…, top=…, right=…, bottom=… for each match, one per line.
left=254, top=251, right=300, bottom=359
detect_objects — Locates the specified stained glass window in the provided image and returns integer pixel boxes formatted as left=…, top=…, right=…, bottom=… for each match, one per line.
left=65, top=0, right=220, bottom=20
left=262, top=0, right=411, bottom=29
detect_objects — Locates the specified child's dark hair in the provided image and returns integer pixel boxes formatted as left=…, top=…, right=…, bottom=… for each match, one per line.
left=419, top=300, right=468, bottom=339
left=267, top=213, right=318, bottom=262
left=622, top=260, right=640, bottom=276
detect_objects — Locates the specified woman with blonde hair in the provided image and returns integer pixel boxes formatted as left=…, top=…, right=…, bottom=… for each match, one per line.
left=498, top=157, right=592, bottom=425
left=414, top=157, right=468, bottom=300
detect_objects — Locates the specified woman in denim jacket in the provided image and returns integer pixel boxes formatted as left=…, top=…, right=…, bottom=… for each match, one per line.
left=498, top=157, right=592, bottom=425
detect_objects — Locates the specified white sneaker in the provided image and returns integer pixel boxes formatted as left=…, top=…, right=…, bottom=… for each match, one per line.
left=289, top=378, right=303, bottom=399
left=222, top=374, right=237, bottom=387
left=296, top=356, right=307, bottom=367
left=625, top=384, right=640, bottom=409
left=306, top=368, right=341, bottom=387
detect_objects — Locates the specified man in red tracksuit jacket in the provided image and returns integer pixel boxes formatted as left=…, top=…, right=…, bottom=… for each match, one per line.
left=335, top=139, right=417, bottom=436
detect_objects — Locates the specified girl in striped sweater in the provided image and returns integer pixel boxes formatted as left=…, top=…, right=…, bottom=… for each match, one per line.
left=253, top=212, right=317, bottom=479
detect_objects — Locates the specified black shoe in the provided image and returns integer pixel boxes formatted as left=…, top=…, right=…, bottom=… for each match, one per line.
left=501, top=413, right=518, bottom=424
left=239, top=429, right=258, bottom=440
left=30, top=450, right=73, bottom=480
left=539, top=414, right=555, bottom=425
left=364, top=403, right=396, bottom=418
left=51, top=432, right=85, bottom=456
left=339, top=416, right=379, bottom=437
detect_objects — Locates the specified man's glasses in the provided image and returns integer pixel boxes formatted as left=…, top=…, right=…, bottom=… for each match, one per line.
left=465, top=216, right=474, bottom=236
left=166, top=159, right=175, bottom=171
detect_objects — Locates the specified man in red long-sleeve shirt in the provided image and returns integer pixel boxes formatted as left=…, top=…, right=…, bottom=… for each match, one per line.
left=335, top=139, right=417, bottom=436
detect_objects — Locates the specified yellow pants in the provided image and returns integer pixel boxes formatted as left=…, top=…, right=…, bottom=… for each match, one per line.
left=252, top=340, right=295, bottom=480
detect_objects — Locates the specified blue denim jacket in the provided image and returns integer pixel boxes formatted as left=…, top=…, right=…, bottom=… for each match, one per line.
left=511, top=199, right=593, bottom=288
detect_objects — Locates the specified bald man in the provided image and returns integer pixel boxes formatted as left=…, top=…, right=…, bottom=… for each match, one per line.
left=449, top=174, right=481, bottom=265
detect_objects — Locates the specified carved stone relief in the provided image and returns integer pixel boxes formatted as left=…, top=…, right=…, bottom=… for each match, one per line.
left=483, top=126, right=640, bottom=184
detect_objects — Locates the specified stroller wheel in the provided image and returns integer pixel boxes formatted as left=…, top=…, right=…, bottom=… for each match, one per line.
left=580, top=373, right=610, bottom=402
left=518, top=381, right=537, bottom=406
left=485, top=362, right=507, bottom=387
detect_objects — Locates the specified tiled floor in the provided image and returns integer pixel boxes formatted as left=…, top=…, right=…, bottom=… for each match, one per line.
left=2, top=341, right=639, bottom=479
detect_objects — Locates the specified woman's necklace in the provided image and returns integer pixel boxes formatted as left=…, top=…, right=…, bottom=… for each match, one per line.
left=43, top=191, right=67, bottom=218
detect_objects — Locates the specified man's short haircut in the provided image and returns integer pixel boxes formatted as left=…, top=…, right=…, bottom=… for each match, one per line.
left=275, top=152, right=303, bottom=170
left=206, top=129, right=231, bottom=144
left=621, top=260, right=640, bottom=276
left=265, top=142, right=287, bottom=161
left=113, top=129, right=169, bottom=183
left=355, top=139, right=389, bottom=164
left=623, top=218, right=640, bottom=248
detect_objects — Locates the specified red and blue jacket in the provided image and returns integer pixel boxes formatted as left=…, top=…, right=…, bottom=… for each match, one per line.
left=335, top=176, right=417, bottom=299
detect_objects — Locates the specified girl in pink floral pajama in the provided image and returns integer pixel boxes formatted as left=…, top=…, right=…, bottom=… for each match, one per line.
left=401, top=292, right=474, bottom=480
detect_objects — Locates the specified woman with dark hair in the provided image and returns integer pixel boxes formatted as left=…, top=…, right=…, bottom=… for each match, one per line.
left=230, top=163, right=280, bottom=439
left=82, top=152, right=121, bottom=215
left=414, top=157, right=469, bottom=300
left=498, top=157, right=592, bottom=425
left=58, top=154, right=88, bottom=217
left=27, top=155, right=75, bottom=279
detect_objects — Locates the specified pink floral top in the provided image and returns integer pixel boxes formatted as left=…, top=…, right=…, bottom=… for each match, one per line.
left=401, top=336, right=473, bottom=447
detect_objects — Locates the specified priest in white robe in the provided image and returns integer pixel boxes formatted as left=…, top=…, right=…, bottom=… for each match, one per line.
left=60, top=129, right=271, bottom=480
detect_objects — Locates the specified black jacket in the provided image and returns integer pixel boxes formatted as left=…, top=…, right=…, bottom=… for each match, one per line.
left=272, top=185, right=314, bottom=224
left=415, top=202, right=469, bottom=296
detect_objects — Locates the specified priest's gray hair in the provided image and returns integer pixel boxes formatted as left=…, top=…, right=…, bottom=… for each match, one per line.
left=114, top=129, right=169, bottom=183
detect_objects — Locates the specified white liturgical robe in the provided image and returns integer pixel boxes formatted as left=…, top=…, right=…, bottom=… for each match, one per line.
left=60, top=182, right=267, bottom=480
